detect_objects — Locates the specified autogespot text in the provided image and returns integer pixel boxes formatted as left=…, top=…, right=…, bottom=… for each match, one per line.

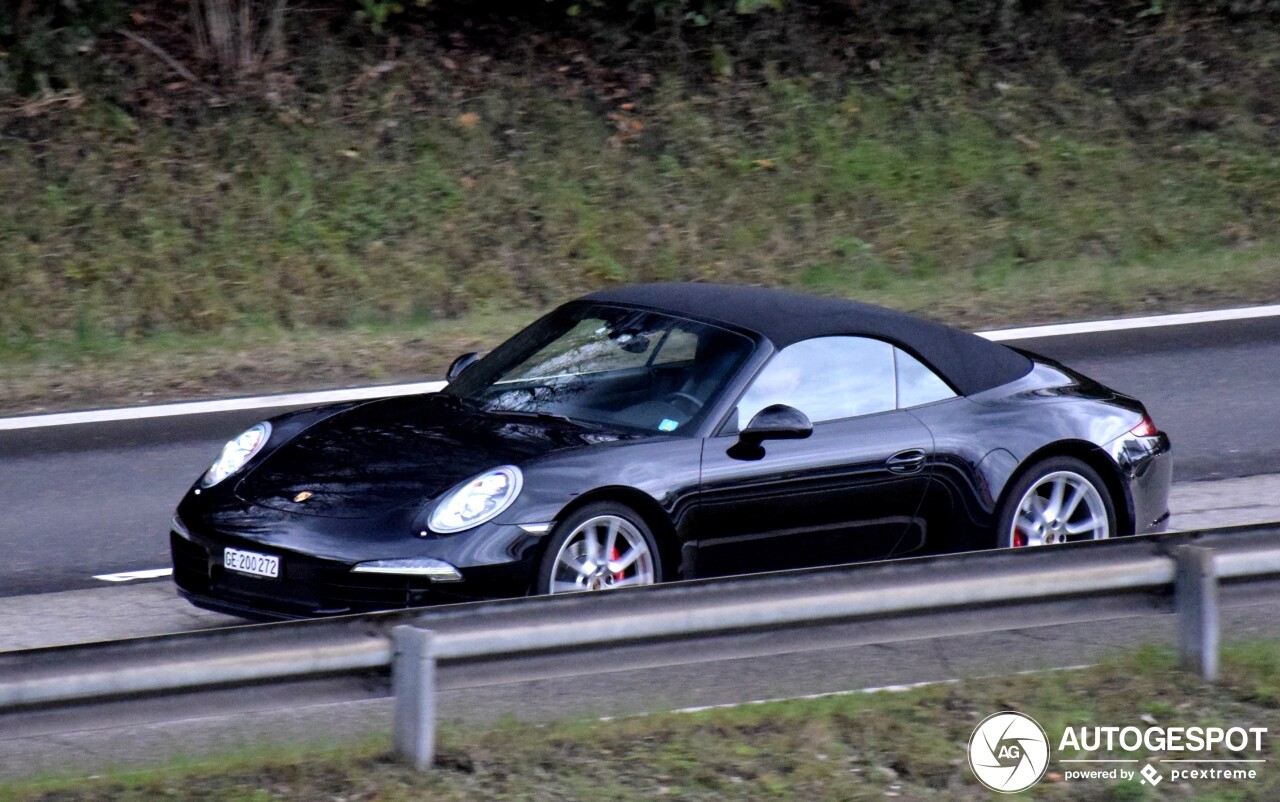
left=1060, top=726, right=1268, bottom=753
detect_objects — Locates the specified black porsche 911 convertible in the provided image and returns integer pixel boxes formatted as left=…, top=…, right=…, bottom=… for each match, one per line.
left=172, top=283, right=1172, bottom=619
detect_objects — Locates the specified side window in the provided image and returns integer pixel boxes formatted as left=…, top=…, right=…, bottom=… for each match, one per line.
left=895, top=348, right=956, bottom=408
left=737, top=337, right=896, bottom=425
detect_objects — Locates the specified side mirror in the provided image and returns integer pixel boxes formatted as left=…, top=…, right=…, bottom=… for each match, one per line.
left=446, top=352, right=480, bottom=382
left=740, top=404, right=813, bottom=443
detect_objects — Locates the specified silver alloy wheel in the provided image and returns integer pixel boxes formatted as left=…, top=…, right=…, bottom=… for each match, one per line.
left=547, top=514, right=656, bottom=594
left=1009, top=470, right=1110, bottom=547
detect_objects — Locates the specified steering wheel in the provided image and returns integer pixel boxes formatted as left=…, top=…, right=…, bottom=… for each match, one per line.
left=664, top=392, right=704, bottom=416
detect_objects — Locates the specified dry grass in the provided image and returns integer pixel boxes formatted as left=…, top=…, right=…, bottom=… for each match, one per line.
left=2, top=245, right=1279, bottom=416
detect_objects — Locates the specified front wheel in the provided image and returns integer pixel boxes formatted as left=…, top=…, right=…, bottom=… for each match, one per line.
left=536, top=502, right=663, bottom=595
left=997, top=457, right=1116, bottom=548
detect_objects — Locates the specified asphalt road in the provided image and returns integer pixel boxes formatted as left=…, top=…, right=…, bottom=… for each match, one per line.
left=0, top=315, right=1277, bottom=599
left=1016, top=314, right=1280, bottom=481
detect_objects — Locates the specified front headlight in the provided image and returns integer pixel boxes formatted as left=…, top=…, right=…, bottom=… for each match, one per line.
left=200, top=422, right=271, bottom=488
left=428, top=466, right=523, bottom=533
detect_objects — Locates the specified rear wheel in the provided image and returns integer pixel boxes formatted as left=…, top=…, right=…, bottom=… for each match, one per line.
left=997, top=457, right=1115, bottom=548
left=537, top=502, right=662, bottom=595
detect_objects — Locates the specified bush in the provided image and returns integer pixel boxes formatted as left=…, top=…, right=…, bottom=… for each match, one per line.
left=0, top=1, right=120, bottom=95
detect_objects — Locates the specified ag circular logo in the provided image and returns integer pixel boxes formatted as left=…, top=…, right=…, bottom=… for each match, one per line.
left=968, top=711, right=1051, bottom=793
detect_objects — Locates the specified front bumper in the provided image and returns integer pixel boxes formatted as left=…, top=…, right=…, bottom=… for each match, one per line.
left=171, top=525, right=535, bottom=621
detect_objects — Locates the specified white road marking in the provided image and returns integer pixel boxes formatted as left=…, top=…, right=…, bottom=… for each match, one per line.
left=666, top=678, right=957, bottom=714
left=0, top=381, right=446, bottom=432
left=93, top=568, right=174, bottom=583
left=598, top=664, right=1098, bottom=721
left=2, top=302, right=1277, bottom=432
left=978, top=303, right=1280, bottom=342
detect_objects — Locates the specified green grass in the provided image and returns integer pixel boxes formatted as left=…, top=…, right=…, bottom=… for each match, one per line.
left=4, top=61, right=1280, bottom=348
left=3, top=641, right=1280, bottom=800
left=3, top=7, right=1280, bottom=412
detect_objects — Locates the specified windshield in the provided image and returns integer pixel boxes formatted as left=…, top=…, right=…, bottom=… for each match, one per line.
left=446, top=303, right=755, bottom=435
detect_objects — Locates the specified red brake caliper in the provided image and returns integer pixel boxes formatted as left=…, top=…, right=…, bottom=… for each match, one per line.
left=1013, top=530, right=1028, bottom=547
left=611, top=546, right=624, bottom=580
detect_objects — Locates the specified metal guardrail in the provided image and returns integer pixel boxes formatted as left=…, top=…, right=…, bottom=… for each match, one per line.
left=2, top=523, right=1279, bottom=769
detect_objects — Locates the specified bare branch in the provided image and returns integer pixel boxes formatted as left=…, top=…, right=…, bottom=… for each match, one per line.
left=258, top=0, right=288, bottom=67
left=208, top=0, right=235, bottom=70
left=114, top=28, right=226, bottom=102
left=239, top=0, right=253, bottom=73
left=189, top=0, right=210, bottom=62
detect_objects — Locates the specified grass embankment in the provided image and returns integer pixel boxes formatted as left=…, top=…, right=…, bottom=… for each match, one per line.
left=2, top=4, right=1280, bottom=413
left=3, top=643, right=1279, bottom=801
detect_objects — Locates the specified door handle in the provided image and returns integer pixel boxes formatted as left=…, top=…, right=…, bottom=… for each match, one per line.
left=886, top=449, right=926, bottom=474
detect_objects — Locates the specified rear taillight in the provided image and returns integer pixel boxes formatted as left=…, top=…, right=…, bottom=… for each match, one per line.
left=1130, top=415, right=1158, bottom=437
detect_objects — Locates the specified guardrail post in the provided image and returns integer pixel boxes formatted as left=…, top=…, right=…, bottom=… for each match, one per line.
left=392, top=625, right=437, bottom=770
left=1174, top=546, right=1219, bottom=681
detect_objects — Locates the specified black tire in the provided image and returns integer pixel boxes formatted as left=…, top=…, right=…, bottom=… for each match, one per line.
left=536, top=502, right=663, bottom=595
left=995, top=456, right=1117, bottom=549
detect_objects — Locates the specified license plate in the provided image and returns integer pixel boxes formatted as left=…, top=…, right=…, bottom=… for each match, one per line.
left=224, top=547, right=280, bottom=579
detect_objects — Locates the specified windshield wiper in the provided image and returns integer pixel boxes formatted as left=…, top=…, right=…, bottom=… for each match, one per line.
left=485, top=408, right=597, bottom=428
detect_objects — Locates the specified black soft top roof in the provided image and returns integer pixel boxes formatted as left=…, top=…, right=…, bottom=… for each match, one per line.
left=584, top=283, right=1032, bottom=396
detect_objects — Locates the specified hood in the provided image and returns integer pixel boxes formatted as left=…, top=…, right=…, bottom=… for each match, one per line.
left=236, top=394, right=620, bottom=519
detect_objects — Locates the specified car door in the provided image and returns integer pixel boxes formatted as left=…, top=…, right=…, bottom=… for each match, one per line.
left=689, top=336, right=935, bottom=578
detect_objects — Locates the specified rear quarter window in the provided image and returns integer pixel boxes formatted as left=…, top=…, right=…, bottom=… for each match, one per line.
left=895, top=348, right=957, bottom=407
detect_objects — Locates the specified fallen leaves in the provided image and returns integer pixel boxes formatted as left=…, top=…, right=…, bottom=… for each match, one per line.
left=608, top=112, right=644, bottom=147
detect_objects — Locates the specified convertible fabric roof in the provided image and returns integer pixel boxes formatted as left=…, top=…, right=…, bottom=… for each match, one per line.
left=584, top=283, right=1033, bottom=396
